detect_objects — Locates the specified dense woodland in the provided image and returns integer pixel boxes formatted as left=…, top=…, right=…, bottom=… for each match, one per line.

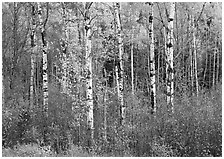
left=2, top=2, right=222, bottom=157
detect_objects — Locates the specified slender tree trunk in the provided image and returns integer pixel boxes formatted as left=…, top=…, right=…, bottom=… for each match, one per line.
left=164, top=26, right=167, bottom=84
left=10, top=2, right=18, bottom=89
left=84, top=2, right=94, bottom=146
left=114, top=2, right=125, bottom=125
left=30, top=4, right=36, bottom=110
left=131, top=32, right=134, bottom=95
left=216, top=39, right=219, bottom=84
left=203, top=31, right=208, bottom=87
left=166, top=2, right=175, bottom=113
left=193, top=19, right=199, bottom=96
left=38, top=3, right=48, bottom=118
left=35, top=60, right=39, bottom=106
left=157, top=38, right=160, bottom=84
left=103, top=68, right=107, bottom=141
left=30, top=3, right=36, bottom=141
left=147, top=2, right=156, bottom=114
left=61, top=2, right=68, bottom=94
left=189, top=15, right=194, bottom=93
left=209, top=33, right=212, bottom=88
left=212, top=40, right=217, bottom=87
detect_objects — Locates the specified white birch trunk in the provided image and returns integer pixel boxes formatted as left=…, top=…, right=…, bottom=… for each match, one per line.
left=30, top=4, right=35, bottom=110
left=84, top=2, right=94, bottom=143
left=193, top=19, right=199, bottom=96
left=114, top=2, right=125, bottom=125
left=148, top=2, right=156, bottom=114
left=166, top=2, right=175, bottom=113
left=38, top=3, right=48, bottom=117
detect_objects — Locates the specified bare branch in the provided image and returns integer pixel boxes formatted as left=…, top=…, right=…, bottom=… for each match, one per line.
left=195, top=2, right=206, bottom=24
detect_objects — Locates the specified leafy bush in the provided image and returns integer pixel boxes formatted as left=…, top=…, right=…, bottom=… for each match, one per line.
left=121, top=87, right=221, bottom=157
left=2, top=144, right=55, bottom=157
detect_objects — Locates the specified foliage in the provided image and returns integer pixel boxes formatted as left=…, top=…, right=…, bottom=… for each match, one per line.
left=2, top=2, right=222, bottom=157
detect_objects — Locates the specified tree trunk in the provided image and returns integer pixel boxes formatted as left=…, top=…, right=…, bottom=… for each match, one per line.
left=30, top=3, right=36, bottom=141
left=84, top=2, right=94, bottom=146
left=216, top=39, right=219, bottom=84
left=203, top=31, right=208, bottom=87
left=193, top=18, right=199, bottom=96
left=189, top=15, right=194, bottom=94
left=213, top=39, right=217, bottom=87
left=30, top=4, right=36, bottom=110
left=103, top=68, right=107, bottom=141
left=131, top=32, right=134, bottom=95
left=166, top=2, right=175, bottom=113
left=10, top=2, right=18, bottom=89
left=38, top=2, right=48, bottom=118
left=157, top=38, right=160, bottom=85
left=164, top=26, right=167, bottom=84
left=61, top=2, right=68, bottom=94
left=147, top=2, right=156, bottom=114
left=114, top=2, right=125, bottom=125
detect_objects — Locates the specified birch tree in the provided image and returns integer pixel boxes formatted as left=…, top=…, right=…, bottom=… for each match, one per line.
left=60, top=2, right=69, bottom=94
left=30, top=3, right=36, bottom=110
left=193, top=17, right=199, bottom=96
left=166, top=2, right=175, bottom=113
left=84, top=2, right=94, bottom=144
left=114, top=2, right=125, bottom=125
left=147, top=2, right=156, bottom=114
left=37, top=3, right=48, bottom=117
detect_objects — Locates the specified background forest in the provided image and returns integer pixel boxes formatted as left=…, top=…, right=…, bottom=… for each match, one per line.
left=2, top=2, right=222, bottom=157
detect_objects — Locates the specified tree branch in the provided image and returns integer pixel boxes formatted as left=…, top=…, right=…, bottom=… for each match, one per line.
left=43, top=2, right=49, bottom=29
left=195, top=2, right=206, bottom=24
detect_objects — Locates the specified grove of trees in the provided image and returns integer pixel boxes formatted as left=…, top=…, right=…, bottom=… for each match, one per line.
left=2, top=2, right=222, bottom=157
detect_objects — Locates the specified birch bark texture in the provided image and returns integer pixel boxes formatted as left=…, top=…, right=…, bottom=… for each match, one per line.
left=30, top=3, right=36, bottom=110
left=61, top=2, right=68, bottom=94
left=84, top=2, right=94, bottom=142
left=166, top=2, right=175, bottom=113
left=114, top=2, right=125, bottom=125
left=147, top=2, right=156, bottom=114
left=37, top=3, right=48, bottom=117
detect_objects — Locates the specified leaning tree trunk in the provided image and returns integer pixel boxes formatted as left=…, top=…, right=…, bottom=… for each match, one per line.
left=166, top=2, right=175, bottom=113
left=147, top=2, right=156, bottom=114
left=114, top=2, right=125, bottom=125
left=30, top=3, right=36, bottom=111
left=38, top=2, right=48, bottom=118
left=84, top=2, right=94, bottom=146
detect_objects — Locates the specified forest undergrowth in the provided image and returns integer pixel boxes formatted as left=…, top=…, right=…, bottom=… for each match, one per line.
left=2, top=84, right=222, bottom=157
